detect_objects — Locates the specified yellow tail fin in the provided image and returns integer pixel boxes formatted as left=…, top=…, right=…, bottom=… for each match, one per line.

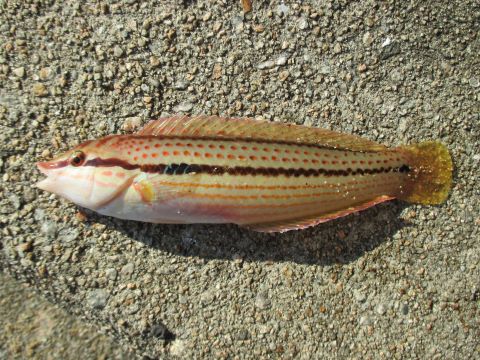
left=398, top=141, right=453, bottom=205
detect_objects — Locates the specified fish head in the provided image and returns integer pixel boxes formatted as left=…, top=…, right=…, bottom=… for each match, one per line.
left=36, top=136, right=137, bottom=210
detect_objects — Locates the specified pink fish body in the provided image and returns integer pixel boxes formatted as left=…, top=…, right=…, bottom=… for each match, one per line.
left=36, top=116, right=452, bottom=232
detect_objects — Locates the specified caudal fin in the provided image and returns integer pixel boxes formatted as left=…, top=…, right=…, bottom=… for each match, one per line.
left=398, top=141, right=453, bottom=205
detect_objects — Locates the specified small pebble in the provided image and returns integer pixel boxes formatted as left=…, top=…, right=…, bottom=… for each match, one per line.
left=358, top=63, right=367, bottom=73
left=13, top=67, right=25, bottom=78
left=469, top=77, right=479, bottom=88
left=106, top=268, right=118, bottom=281
left=32, top=83, right=48, bottom=97
left=40, top=221, right=57, bottom=238
left=39, top=67, right=51, bottom=80
left=255, top=293, right=271, bottom=310
left=121, top=263, right=135, bottom=276
left=257, top=60, right=275, bottom=70
left=87, top=289, right=109, bottom=309
left=174, top=102, right=193, bottom=112
left=362, top=32, right=373, bottom=45
left=122, top=116, right=142, bottom=131
left=113, top=46, right=124, bottom=58
left=276, top=53, right=289, bottom=66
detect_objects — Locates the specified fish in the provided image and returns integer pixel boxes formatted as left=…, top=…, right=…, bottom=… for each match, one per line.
left=36, top=115, right=453, bottom=232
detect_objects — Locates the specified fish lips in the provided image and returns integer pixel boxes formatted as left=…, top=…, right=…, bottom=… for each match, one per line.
left=35, top=160, right=71, bottom=192
left=35, top=161, right=59, bottom=192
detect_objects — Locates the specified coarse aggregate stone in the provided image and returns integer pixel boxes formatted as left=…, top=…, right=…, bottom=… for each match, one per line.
left=0, top=0, right=479, bottom=358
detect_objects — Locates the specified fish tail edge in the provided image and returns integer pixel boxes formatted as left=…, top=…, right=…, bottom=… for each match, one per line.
left=398, top=141, right=453, bottom=205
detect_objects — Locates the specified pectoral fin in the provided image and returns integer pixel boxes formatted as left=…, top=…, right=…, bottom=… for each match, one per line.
left=133, top=179, right=155, bottom=203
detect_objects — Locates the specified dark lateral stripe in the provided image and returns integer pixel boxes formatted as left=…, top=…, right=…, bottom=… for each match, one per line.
left=84, top=158, right=410, bottom=177
left=117, top=135, right=383, bottom=153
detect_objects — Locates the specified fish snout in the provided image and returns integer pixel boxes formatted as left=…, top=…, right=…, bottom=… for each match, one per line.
left=36, top=160, right=68, bottom=175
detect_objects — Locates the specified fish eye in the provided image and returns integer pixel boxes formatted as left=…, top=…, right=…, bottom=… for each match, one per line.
left=70, top=151, right=86, bottom=167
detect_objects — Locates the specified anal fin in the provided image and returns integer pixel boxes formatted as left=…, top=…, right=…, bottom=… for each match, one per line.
left=243, top=195, right=394, bottom=233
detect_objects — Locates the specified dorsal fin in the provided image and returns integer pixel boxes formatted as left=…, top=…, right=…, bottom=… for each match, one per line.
left=136, top=115, right=387, bottom=152
left=244, top=195, right=393, bottom=233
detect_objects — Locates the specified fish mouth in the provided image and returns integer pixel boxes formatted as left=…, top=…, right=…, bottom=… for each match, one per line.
left=35, top=161, right=64, bottom=192
left=36, top=161, right=51, bottom=176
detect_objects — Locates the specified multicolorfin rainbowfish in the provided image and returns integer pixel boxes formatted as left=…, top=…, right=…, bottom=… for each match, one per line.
left=36, top=116, right=453, bottom=232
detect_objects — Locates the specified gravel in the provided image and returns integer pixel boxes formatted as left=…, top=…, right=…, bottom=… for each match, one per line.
left=1, top=0, right=479, bottom=358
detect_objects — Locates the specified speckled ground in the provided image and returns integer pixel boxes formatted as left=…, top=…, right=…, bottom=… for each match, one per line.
left=0, top=271, right=132, bottom=359
left=1, top=0, right=479, bottom=358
